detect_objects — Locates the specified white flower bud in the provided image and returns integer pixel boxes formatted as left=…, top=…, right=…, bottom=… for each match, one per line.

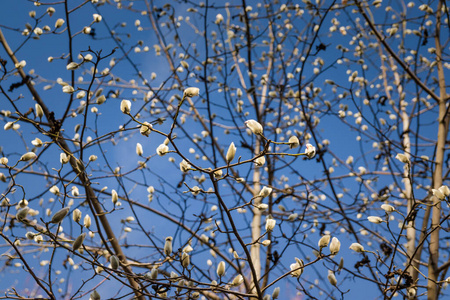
left=231, top=274, right=244, bottom=286
left=272, top=287, right=280, bottom=299
left=73, top=208, right=82, bottom=222
left=156, top=144, right=169, bottom=156
left=50, top=207, right=69, bottom=223
left=16, top=207, right=30, bottom=222
left=136, top=143, right=143, bottom=156
left=90, top=290, right=101, bottom=300
left=215, top=14, right=224, bottom=24
left=367, top=216, right=383, bottom=224
left=89, top=155, right=97, bottom=162
left=35, top=104, right=44, bottom=118
left=288, top=136, right=300, bottom=149
left=73, top=233, right=86, bottom=251
left=111, top=189, right=118, bottom=204
left=0, top=157, right=8, bottom=165
left=245, top=119, right=263, bottom=135
left=262, top=239, right=271, bottom=247
left=84, top=214, right=91, bottom=228
left=381, top=204, right=395, bottom=212
left=439, top=185, right=450, bottom=197
left=60, top=153, right=70, bottom=164
left=329, top=237, right=341, bottom=255
left=259, top=186, right=272, bottom=198
left=305, top=143, right=316, bottom=159
left=164, top=236, right=173, bottom=256
left=31, top=138, right=43, bottom=147
left=181, top=252, right=190, bottom=268
left=395, top=153, right=410, bottom=164
left=226, top=142, right=236, bottom=163
left=254, top=156, right=265, bottom=166
left=217, top=261, right=226, bottom=277
left=62, top=85, right=75, bottom=94
left=265, top=217, right=276, bottom=232
left=318, top=234, right=331, bottom=249
left=66, top=62, right=79, bottom=70
left=179, top=160, right=190, bottom=173
left=71, top=186, right=79, bottom=197
left=55, top=18, right=65, bottom=28
left=290, top=258, right=304, bottom=277
left=120, top=100, right=131, bottom=114
left=49, top=185, right=60, bottom=195
left=76, top=91, right=86, bottom=99
left=4, top=122, right=13, bottom=130
left=183, top=87, right=200, bottom=98
left=93, top=14, right=102, bottom=22
left=349, top=243, right=365, bottom=253
left=140, top=122, right=152, bottom=136
left=20, top=152, right=37, bottom=162
left=96, top=95, right=106, bottom=104
left=327, top=270, right=337, bottom=286
left=110, top=255, right=119, bottom=269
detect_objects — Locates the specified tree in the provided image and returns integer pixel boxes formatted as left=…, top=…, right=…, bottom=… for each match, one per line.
left=0, top=0, right=449, bottom=299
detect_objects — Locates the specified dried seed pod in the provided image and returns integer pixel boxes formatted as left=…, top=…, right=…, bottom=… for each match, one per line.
left=72, top=233, right=86, bottom=251
left=51, top=207, right=70, bottom=224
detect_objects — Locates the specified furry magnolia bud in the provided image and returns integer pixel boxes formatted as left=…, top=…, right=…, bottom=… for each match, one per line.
left=110, top=255, right=119, bottom=270
left=183, top=87, right=200, bottom=98
left=245, top=119, right=263, bottom=135
left=20, top=152, right=37, bottom=162
left=120, top=100, right=131, bottom=114
left=35, top=104, right=44, bottom=118
left=164, top=236, right=173, bottom=256
left=318, top=234, right=331, bottom=249
left=16, top=207, right=30, bottom=222
left=226, top=142, right=236, bottom=163
left=72, top=233, right=86, bottom=251
left=181, top=252, right=190, bottom=268
left=50, top=207, right=69, bottom=223
left=217, top=261, right=225, bottom=277
left=329, top=237, right=341, bottom=255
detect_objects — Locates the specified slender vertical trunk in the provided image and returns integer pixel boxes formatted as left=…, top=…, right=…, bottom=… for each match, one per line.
left=428, top=1, right=448, bottom=299
left=251, top=138, right=261, bottom=285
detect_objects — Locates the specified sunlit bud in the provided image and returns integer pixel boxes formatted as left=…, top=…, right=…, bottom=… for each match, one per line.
left=181, top=252, right=190, bottom=268
left=140, top=122, right=153, bottom=136
left=96, top=95, right=106, bottom=104
left=73, top=233, right=86, bottom=251
left=395, top=153, right=409, bottom=164
left=49, top=185, right=59, bottom=195
left=432, top=188, right=445, bottom=200
left=29, top=10, right=36, bottom=18
left=4, top=122, right=13, bottom=130
left=0, top=173, right=6, bottom=182
left=318, top=234, right=331, bottom=249
left=349, top=243, right=365, bottom=253
left=367, top=216, right=383, bottom=224
left=156, top=144, right=169, bottom=156
left=289, top=136, right=300, bottom=149
left=31, top=138, right=43, bottom=147
left=259, top=186, right=273, bottom=198
left=272, top=287, right=280, bottom=299
left=60, top=153, right=70, bottom=164
left=15, top=60, right=26, bottom=68
left=89, top=155, right=97, bottom=162
left=265, top=216, right=276, bottom=232
left=213, top=169, right=223, bottom=178
left=20, top=152, right=37, bottom=162
left=150, top=267, right=158, bottom=279
left=35, top=103, right=44, bottom=118
left=76, top=91, right=86, bottom=99
left=179, top=160, right=191, bottom=173
left=226, top=142, right=236, bottom=163
left=285, top=213, right=297, bottom=222
left=84, top=214, right=91, bottom=228
left=120, top=99, right=131, bottom=114
left=261, top=240, right=271, bottom=247
left=34, top=235, right=43, bottom=243
left=305, top=144, right=316, bottom=159
left=245, top=119, right=263, bottom=135
left=66, top=62, right=79, bottom=70
left=164, top=236, right=173, bottom=256
left=254, top=156, right=265, bottom=166
left=90, top=290, right=101, bottom=300
left=381, top=204, right=395, bottom=212
left=93, top=14, right=102, bottom=22
left=55, top=18, right=65, bottom=28
left=290, top=258, right=304, bottom=277
left=329, top=237, right=341, bottom=255
left=111, top=189, right=118, bottom=204
left=62, top=85, right=75, bottom=94
left=217, top=261, right=226, bottom=277
left=26, top=231, right=35, bottom=239
left=51, top=207, right=69, bottom=223
left=439, top=185, right=450, bottom=197
left=16, top=207, right=29, bottom=222
left=327, top=270, right=337, bottom=286
left=73, top=209, right=82, bottom=222
left=231, top=274, right=244, bottom=286
left=136, top=143, right=143, bottom=156
left=255, top=203, right=268, bottom=211
left=183, top=87, right=200, bottom=98
left=215, top=13, right=224, bottom=24
left=0, top=157, right=8, bottom=165
left=71, top=186, right=79, bottom=197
